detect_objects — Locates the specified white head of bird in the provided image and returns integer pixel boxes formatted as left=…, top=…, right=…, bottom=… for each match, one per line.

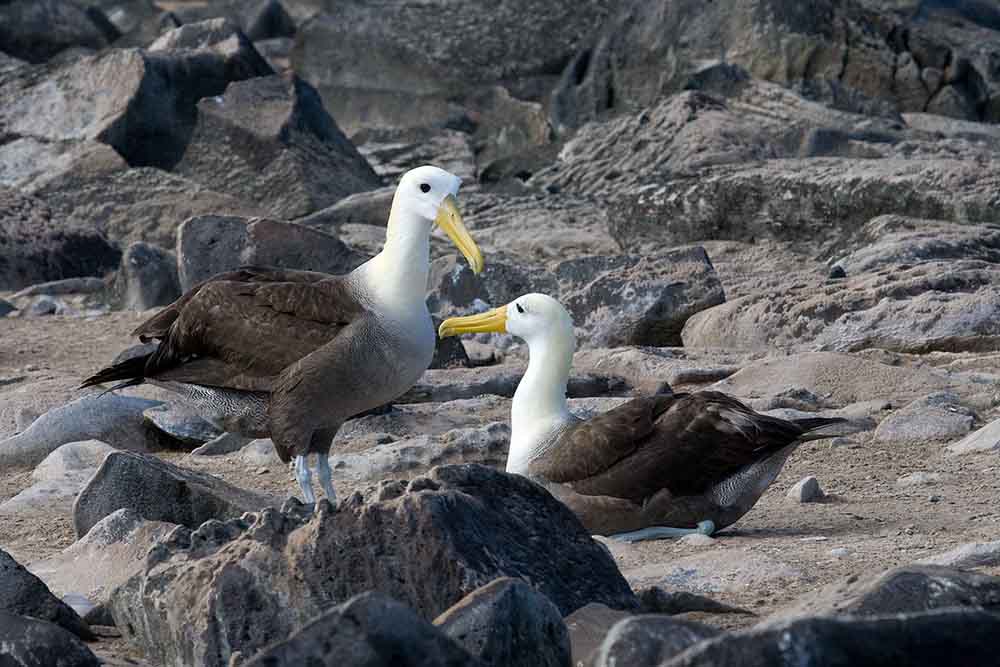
left=438, top=293, right=575, bottom=473
left=367, top=165, right=483, bottom=307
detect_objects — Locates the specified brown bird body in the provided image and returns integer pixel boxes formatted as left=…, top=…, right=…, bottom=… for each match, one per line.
left=438, top=294, right=851, bottom=541
left=83, top=166, right=484, bottom=504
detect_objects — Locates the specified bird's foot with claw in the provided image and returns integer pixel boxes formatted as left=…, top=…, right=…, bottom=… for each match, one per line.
left=610, top=520, right=716, bottom=543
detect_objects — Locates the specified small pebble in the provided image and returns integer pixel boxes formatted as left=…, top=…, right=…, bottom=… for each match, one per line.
left=829, top=547, right=851, bottom=559
left=679, top=533, right=717, bottom=547
left=929, top=495, right=942, bottom=503
left=256, top=467, right=270, bottom=475
left=786, top=475, right=825, bottom=503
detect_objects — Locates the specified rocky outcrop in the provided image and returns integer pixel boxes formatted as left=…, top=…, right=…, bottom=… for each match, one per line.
left=290, top=1, right=617, bottom=133
left=551, top=0, right=1000, bottom=129
left=73, top=451, right=274, bottom=537
left=110, top=464, right=636, bottom=667
left=590, top=616, right=720, bottom=667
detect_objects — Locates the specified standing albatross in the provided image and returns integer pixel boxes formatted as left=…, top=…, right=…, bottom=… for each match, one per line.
left=83, top=165, right=483, bottom=505
left=439, top=293, right=853, bottom=541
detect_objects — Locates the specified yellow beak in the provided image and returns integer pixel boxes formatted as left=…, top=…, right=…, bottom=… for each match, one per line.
left=435, top=194, right=484, bottom=275
left=438, top=305, right=508, bottom=338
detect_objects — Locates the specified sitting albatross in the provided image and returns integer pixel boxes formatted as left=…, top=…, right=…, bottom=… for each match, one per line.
left=82, top=165, right=483, bottom=505
left=439, top=293, right=851, bottom=541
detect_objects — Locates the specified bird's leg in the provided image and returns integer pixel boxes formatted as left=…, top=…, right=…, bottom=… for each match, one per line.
left=316, top=454, right=337, bottom=505
left=610, top=520, right=716, bottom=543
left=293, top=454, right=316, bottom=505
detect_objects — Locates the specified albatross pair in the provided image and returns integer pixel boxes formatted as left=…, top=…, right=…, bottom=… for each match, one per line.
left=440, top=294, right=851, bottom=541
left=83, top=166, right=483, bottom=505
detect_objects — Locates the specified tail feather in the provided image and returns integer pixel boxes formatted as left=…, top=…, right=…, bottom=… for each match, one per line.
left=794, top=416, right=859, bottom=441
left=80, top=354, right=150, bottom=391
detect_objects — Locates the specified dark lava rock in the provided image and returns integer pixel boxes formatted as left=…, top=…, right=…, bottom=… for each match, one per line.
left=73, top=451, right=274, bottom=537
left=0, top=187, right=120, bottom=291
left=243, top=592, right=483, bottom=667
left=176, top=214, right=370, bottom=291
left=174, top=73, right=381, bottom=220
left=591, top=615, right=720, bottom=667
left=774, top=565, right=1000, bottom=619
left=0, top=1, right=118, bottom=63
left=110, top=464, right=636, bottom=667
left=434, top=577, right=570, bottom=667
left=663, top=609, right=1000, bottom=667
left=0, top=611, right=100, bottom=667
left=0, top=549, right=93, bottom=640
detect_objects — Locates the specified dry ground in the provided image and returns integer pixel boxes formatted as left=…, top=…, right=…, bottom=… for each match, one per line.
left=2, top=311, right=999, bottom=660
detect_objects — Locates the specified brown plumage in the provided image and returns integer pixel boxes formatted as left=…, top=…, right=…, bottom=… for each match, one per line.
left=82, top=266, right=369, bottom=461
left=530, top=391, right=844, bottom=535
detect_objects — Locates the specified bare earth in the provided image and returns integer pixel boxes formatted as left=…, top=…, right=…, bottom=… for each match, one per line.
left=2, top=310, right=999, bottom=659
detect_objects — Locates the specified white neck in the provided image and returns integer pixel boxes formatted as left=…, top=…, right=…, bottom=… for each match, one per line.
left=356, top=197, right=432, bottom=311
left=508, top=326, right=575, bottom=474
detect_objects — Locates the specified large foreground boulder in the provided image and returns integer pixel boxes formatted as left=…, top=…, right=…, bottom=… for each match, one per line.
left=110, top=464, right=637, bottom=667
left=243, top=593, right=483, bottom=667
left=0, top=612, right=100, bottom=667
left=0, top=549, right=93, bottom=640
left=73, top=451, right=275, bottom=537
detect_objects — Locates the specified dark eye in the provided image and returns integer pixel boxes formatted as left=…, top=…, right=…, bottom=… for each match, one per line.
left=516, top=303, right=524, bottom=314
left=419, top=183, right=431, bottom=193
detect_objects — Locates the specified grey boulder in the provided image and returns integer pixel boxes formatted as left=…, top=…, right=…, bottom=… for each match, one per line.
left=556, top=247, right=725, bottom=347
left=29, top=508, right=176, bottom=606
left=590, top=615, right=719, bottom=667
left=0, top=549, right=93, bottom=640
left=873, top=392, right=975, bottom=444
left=0, top=440, right=115, bottom=516
left=176, top=214, right=370, bottom=291
left=434, top=577, right=570, bottom=667
left=0, top=0, right=117, bottom=63
left=0, top=612, right=100, bottom=667
left=73, top=451, right=274, bottom=537
left=774, top=565, right=1000, bottom=619
left=663, top=609, right=1000, bottom=667
left=0, top=394, right=162, bottom=469
left=174, top=73, right=381, bottom=220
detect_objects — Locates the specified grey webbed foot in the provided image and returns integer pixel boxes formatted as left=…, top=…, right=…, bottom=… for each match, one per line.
left=316, top=454, right=337, bottom=506
left=610, top=520, right=716, bottom=543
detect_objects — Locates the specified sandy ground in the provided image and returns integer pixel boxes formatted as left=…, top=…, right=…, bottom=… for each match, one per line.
left=2, top=310, right=1000, bottom=660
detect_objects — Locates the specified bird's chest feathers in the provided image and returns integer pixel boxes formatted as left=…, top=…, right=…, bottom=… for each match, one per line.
left=378, top=305, right=435, bottom=384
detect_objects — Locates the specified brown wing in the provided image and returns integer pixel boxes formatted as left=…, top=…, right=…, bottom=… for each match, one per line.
left=527, top=395, right=674, bottom=482
left=141, top=268, right=365, bottom=390
left=554, top=391, right=813, bottom=502
left=133, top=266, right=333, bottom=342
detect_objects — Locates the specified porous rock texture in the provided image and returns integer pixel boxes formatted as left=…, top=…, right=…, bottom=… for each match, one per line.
left=110, top=464, right=636, bottom=667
